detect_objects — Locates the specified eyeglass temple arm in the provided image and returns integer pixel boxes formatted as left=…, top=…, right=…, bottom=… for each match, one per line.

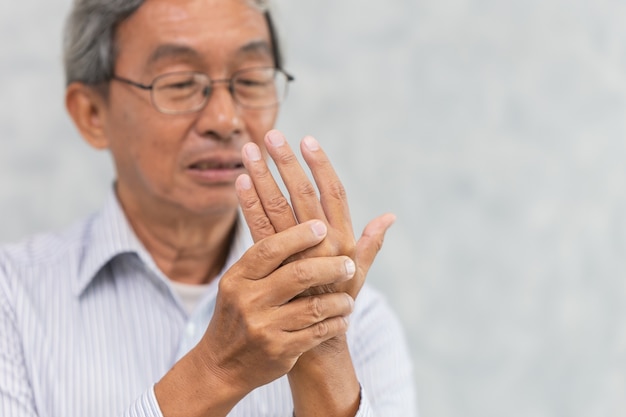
left=111, top=75, right=153, bottom=90
left=283, top=70, right=295, bottom=82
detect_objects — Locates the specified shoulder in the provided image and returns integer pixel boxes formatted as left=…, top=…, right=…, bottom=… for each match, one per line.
left=0, top=215, right=95, bottom=291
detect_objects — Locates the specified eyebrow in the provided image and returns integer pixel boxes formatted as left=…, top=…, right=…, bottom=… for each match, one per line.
left=146, top=44, right=202, bottom=67
left=145, top=40, right=274, bottom=68
left=238, top=40, right=273, bottom=59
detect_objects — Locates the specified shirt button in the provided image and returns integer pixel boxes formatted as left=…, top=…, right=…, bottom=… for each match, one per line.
left=185, top=322, right=196, bottom=337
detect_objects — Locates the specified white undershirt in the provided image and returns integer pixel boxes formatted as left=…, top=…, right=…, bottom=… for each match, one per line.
left=169, top=280, right=212, bottom=315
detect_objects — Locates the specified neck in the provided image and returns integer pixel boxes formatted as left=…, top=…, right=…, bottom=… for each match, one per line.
left=117, top=190, right=238, bottom=286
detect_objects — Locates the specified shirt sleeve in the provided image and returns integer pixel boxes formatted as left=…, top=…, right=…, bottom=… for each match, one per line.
left=349, top=286, right=418, bottom=417
left=0, top=255, right=39, bottom=417
left=120, top=387, right=164, bottom=417
left=354, top=389, right=374, bottom=417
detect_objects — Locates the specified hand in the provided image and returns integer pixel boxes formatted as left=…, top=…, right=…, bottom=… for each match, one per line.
left=195, top=220, right=356, bottom=395
left=235, top=130, right=396, bottom=417
left=236, top=129, right=396, bottom=299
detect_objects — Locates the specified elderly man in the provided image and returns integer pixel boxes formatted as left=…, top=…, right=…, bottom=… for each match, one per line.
left=0, top=0, right=416, bottom=416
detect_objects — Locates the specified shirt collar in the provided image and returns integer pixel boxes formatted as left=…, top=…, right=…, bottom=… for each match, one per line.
left=73, top=190, right=253, bottom=297
left=74, top=191, right=146, bottom=296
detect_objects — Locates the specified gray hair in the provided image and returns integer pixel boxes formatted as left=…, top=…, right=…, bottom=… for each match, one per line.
left=63, top=0, right=280, bottom=87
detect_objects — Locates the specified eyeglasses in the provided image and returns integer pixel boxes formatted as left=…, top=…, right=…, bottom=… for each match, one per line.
left=111, top=67, right=295, bottom=115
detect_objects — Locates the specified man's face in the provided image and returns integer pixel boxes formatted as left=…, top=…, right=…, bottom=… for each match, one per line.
left=103, top=0, right=278, bottom=217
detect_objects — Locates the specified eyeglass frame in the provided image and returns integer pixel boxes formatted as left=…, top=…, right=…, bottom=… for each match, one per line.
left=110, top=66, right=295, bottom=115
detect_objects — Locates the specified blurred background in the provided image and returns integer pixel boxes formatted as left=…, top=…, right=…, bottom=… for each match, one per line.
left=2, top=0, right=626, bottom=416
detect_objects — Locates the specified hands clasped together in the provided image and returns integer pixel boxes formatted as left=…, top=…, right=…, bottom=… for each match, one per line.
left=190, top=130, right=396, bottom=413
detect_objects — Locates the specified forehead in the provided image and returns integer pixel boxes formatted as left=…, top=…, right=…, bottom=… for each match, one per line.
left=114, top=0, right=272, bottom=72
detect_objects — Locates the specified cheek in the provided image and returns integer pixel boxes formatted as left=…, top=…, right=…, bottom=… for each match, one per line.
left=134, top=131, right=185, bottom=187
left=108, top=109, right=187, bottom=183
left=245, top=109, right=278, bottom=146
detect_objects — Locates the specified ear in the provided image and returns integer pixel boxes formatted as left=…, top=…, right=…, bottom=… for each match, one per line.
left=65, top=82, right=110, bottom=150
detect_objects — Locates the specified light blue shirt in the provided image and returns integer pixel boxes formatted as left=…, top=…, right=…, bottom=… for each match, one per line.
left=0, top=193, right=417, bottom=416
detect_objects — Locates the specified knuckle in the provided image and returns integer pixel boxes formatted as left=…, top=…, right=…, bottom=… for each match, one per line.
left=240, top=195, right=259, bottom=211
left=256, top=240, right=280, bottom=263
left=277, top=151, right=299, bottom=165
left=292, top=262, right=312, bottom=287
left=218, top=273, right=236, bottom=295
left=265, top=195, right=291, bottom=215
left=295, top=181, right=318, bottom=198
left=250, top=215, right=274, bottom=234
left=314, top=320, right=330, bottom=338
left=326, top=240, right=342, bottom=256
left=318, top=239, right=344, bottom=257
left=254, top=167, right=272, bottom=180
left=337, top=238, right=357, bottom=257
left=327, top=180, right=347, bottom=201
left=307, top=296, right=324, bottom=320
left=246, top=317, right=267, bottom=342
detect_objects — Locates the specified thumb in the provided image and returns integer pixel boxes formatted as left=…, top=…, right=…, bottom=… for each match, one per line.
left=351, top=213, right=397, bottom=297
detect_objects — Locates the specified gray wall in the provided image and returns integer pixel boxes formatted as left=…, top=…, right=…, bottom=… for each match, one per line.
left=1, top=1, right=625, bottom=416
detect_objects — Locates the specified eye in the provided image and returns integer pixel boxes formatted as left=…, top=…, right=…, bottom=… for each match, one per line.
left=235, top=78, right=269, bottom=87
left=154, top=74, right=204, bottom=103
left=162, top=79, right=197, bottom=90
left=154, top=73, right=204, bottom=92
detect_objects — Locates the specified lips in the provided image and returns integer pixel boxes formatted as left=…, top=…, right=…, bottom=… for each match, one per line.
left=189, top=160, right=244, bottom=170
left=185, top=154, right=246, bottom=184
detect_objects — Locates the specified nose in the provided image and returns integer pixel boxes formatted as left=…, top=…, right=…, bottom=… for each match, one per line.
left=194, top=81, right=244, bottom=142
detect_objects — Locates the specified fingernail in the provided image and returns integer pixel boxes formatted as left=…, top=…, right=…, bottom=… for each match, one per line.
left=245, top=143, right=261, bottom=161
left=267, top=131, right=285, bottom=147
left=343, top=315, right=351, bottom=326
left=311, top=221, right=327, bottom=238
left=344, top=258, right=356, bottom=278
left=303, top=136, right=320, bottom=151
left=238, top=174, right=252, bottom=190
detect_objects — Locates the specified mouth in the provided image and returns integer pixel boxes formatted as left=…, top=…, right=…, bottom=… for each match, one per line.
left=188, top=161, right=244, bottom=171
left=185, top=157, right=246, bottom=184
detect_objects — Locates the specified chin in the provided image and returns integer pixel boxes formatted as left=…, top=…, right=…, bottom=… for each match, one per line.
left=182, top=195, right=240, bottom=218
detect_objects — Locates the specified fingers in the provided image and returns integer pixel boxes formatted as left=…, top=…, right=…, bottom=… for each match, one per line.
left=236, top=174, right=275, bottom=242
left=241, top=130, right=354, bottom=238
left=283, top=315, right=351, bottom=355
left=262, top=130, right=327, bottom=225
left=300, top=135, right=354, bottom=235
left=265, top=256, right=356, bottom=304
left=238, top=131, right=393, bottom=303
left=350, top=213, right=397, bottom=298
left=242, top=140, right=297, bottom=234
left=236, top=220, right=328, bottom=279
left=277, top=292, right=354, bottom=332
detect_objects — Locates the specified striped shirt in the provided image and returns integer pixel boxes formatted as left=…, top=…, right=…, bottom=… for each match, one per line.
left=0, top=193, right=417, bottom=417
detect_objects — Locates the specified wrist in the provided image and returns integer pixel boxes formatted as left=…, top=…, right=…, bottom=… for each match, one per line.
left=154, top=345, right=247, bottom=417
left=292, top=334, right=350, bottom=371
left=288, top=335, right=360, bottom=417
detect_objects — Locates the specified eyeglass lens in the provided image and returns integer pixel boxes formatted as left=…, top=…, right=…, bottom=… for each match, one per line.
left=151, top=68, right=288, bottom=114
